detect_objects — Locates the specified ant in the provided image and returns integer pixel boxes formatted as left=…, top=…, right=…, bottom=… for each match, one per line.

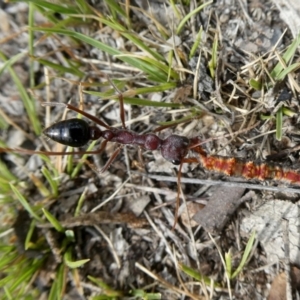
left=40, top=93, right=205, bottom=228
left=42, top=100, right=203, bottom=169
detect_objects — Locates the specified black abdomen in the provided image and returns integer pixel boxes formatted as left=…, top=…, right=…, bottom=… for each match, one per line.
left=43, top=118, right=91, bottom=147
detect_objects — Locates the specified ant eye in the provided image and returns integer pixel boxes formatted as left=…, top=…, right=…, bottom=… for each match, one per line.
left=172, top=159, right=181, bottom=165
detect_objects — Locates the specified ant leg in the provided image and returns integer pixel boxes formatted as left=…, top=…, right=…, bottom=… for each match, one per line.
left=106, top=76, right=126, bottom=129
left=118, top=93, right=126, bottom=129
left=80, top=140, right=118, bottom=173
left=188, top=137, right=207, bottom=156
left=42, top=103, right=110, bottom=129
left=137, top=147, right=145, bottom=169
left=172, top=161, right=184, bottom=230
left=0, top=138, right=111, bottom=157
left=188, top=121, right=260, bottom=154
left=100, top=145, right=122, bottom=173
left=65, top=104, right=111, bottom=129
left=0, top=147, right=93, bottom=156
left=172, top=157, right=200, bottom=230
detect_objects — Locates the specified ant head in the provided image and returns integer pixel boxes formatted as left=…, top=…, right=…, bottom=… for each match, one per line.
left=161, top=135, right=190, bottom=165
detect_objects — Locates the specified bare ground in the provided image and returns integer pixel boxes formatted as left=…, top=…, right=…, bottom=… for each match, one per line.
left=1, top=0, right=300, bottom=299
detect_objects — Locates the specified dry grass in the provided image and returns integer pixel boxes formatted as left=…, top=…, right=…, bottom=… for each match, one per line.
left=0, top=0, right=300, bottom=299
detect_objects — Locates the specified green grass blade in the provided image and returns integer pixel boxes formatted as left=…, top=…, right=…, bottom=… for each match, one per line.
left=84, top=91, right=181, bottom=108
left=14, top=0, right=79, bottom=14
left=209, top=34, right=218, bottom=78
left=130, top=82, right=177, bottom=94
left=42, top=208, right=65, bottom=232
left=99, top=17, right=165, bottom=62
left=84, top=81, right=177, bottom=104
left=32, top=27, right=172, bottom=82
left=123, top=97, right=181, bottom=107
left=75, top=0, right=94, bottom=14
left=282, top=106, right=296, bottom=117
left=28, top=3, right=35, bottom=89
left=29, top=173, right=51, bottom=198
left=189, top=26, right=203, bottom=59
left=64, top=249, right=90, bottom=268
left=180, top=263, right=221, bottom=287
left=103, top=0, right=127, bottom=18
left=117, top=54, right=179, bottom=80
left=130, top=289, right=161, bottom=300
left=3, top=286, right=13, bottom=299
left=88, top=275, right=124, bottom=297
left=0, top=159, right=17, bottom=182
left=24, top=219, right=37, bottom=250
left=65, top=230, right=75, bottom=243
left=66, top=149, right=74, bottom=175
left=0, top=51, right=27, bottom=77
left=37, top=58, right=85, bottom=77
left=170, top=0, right=181, bottom=19
left=71, top=140, right=98, bottom=178
left=74, top=188, right=87, bottom=217
left=231, top=231, right=256, bottom=279
left=225, top=250, right=232, bottom=278
left=10, top=184, right=43, bottom=222
left=9, top=258, right=44, bottom=292
left=176, top=1, right=213, bottom=35
left=156, top=111, right=199, bottom=127
left=275, top=62, right=300, bottom=81
left=0, top=52, right=41, bottom=135
left=270, top=32, right=300, bottom=80
left=0, top=249, right=18, bottom=270
left=48, top=263, right=66, bottom=300
left=249, top=78, right=262, bottom=90
left=41, top=166, right=59, bottom=197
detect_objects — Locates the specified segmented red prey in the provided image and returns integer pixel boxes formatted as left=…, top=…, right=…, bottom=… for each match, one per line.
left=196, top=153, right=300, bottom=184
